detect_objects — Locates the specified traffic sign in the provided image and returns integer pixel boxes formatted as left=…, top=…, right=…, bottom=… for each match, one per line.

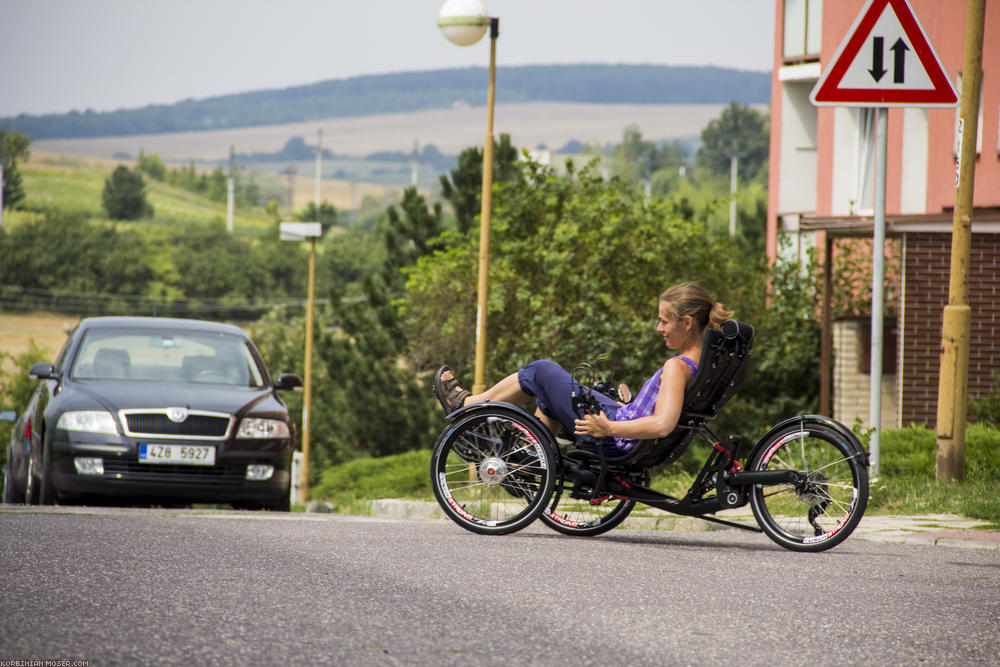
left=811, top=0, right=958, bottom=107
left=279, top=221, right=322, bottom=241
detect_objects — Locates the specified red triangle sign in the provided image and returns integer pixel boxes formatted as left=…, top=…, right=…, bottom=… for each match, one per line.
left=811, top=0, right=958, bottom=107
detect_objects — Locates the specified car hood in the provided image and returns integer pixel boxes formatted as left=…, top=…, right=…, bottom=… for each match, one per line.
left=64, top=380, right=280, bottom=418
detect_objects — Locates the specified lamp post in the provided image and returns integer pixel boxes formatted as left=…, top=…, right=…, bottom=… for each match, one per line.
left=279, top=221, right=322, bottom=504
left=437, top=0, right=497, bottom=395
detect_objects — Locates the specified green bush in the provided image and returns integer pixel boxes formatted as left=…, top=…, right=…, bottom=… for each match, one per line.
left=969, top=371, right=1000, bottom=428
left=311, top=449, right=433, bottom=513
left=0, top=341, right=51, bottom=466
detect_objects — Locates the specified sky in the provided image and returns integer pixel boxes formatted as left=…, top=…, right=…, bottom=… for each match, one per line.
left=0, top=0, right=776, bottom=118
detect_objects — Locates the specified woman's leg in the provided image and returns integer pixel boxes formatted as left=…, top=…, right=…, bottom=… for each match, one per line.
left=462, top=372, right=532, bottom=406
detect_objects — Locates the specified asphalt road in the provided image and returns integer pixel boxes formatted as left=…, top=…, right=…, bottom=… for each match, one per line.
left=1, top=507, right=998, bottom=666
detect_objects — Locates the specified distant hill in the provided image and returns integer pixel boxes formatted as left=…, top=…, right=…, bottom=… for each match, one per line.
left=2, top=65, right=770, bottom=140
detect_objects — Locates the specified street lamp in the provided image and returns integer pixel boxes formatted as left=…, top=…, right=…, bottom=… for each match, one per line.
left=437, top=0, right=498, bottom=394
left=279, top=221, right=322, bottom=504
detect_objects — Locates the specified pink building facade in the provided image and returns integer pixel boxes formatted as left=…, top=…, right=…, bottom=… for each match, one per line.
left=766, top=0, right=1000, bottom=428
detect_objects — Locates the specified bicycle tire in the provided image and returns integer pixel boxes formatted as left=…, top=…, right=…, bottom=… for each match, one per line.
left=430, top=408, right=557, bottom=535
left=538, top=486, right=635, bottom=537
left=747, top=422, right=868, bottom=552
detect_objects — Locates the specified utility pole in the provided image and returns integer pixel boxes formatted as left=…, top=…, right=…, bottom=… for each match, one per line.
left=284, top=165, right=296, bottom=216
left=227, top=145, right=235, bottom=233
left=411, top=139, right=419, bottom=187
left=0, top=130, right=5, bottom=229
left=314, top=129, right=322, bottom=212
left=936, top=0, right=986, bottom=481
left=728, top=153, right=739, bottom=237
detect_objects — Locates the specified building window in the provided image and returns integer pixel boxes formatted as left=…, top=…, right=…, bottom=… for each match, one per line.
left=784, top=0, right=823, bottom=61
left=852, top=108, right=875, bottom=215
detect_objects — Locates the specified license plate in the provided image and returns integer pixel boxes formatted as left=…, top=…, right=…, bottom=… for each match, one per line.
left=139, top=443, right=216, bottom=466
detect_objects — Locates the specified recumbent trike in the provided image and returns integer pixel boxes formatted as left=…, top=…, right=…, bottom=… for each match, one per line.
left=429, top=321, right=870, bottom=552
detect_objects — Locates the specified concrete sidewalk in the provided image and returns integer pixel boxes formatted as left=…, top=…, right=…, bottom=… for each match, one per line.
left=361, top=499, right=1000, bottom=551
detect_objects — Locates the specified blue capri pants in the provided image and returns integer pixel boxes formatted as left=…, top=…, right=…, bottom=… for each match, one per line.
left=516, top=359, right=621, bottom=456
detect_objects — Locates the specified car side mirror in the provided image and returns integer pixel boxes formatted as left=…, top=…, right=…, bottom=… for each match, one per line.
left=29, top=362, right=58, bottom=380
left=274, top=373, right=303, bottom=390
left=0, top=409, right=18, bottom=423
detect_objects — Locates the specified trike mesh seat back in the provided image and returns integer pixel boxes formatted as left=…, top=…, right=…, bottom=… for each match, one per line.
left=607, top=319, right=754, bottom=469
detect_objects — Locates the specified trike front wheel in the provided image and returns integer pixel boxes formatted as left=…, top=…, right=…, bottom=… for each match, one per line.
left=748, top=422, right=869, bottom=552
left=430, top=408, right=557, bottom=535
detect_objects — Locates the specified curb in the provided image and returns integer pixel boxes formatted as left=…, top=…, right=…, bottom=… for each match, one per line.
left=358, top=500, right=1000, bottom=550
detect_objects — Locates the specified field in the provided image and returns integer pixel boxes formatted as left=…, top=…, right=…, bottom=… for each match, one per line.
left=0, top=312, right=77, bottom=365
left=21, top=102, right=752, bottom=210
left=31, top=102, right=741, bottom=164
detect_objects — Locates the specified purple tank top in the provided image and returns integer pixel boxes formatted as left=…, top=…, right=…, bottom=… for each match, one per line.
left=612, top=355, right=698, bottom=452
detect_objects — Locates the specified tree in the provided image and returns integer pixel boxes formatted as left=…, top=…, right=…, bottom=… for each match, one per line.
left=384, top=187, right=442, bottom=288
left=0, top=210, right=155, bottom=304
left=696, top=102, right=770, bottom=183
left=403, top=159, right=757, bottom=381
left=253, top=189, right=444, bottom=468
left=606, top=125, right=692, bottom=192
left=102, top=165, right=152, bottom=220
left=1, top=130, right=31, bottom=209
left=205, top=167, right=227, bottom=202
left=439, top=133, right=520, bottom=234
left=136, top=149, right=167, bottom=180
left=296, top=201, right=339, bottom=232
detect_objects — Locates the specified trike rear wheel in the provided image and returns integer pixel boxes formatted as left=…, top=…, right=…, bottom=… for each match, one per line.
left=430, top=408, right=557, bottom=535
left=748, top=423, right=868, bottom=552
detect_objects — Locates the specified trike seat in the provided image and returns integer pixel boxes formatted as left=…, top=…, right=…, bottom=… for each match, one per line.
left=574, top=319, right=754, bottom=469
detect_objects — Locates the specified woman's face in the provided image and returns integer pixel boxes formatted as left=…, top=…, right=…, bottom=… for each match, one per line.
left=656, top=301, right=692, bottom=349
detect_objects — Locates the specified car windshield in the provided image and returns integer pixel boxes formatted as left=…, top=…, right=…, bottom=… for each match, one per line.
left=71, top=328, right=266, bottom=387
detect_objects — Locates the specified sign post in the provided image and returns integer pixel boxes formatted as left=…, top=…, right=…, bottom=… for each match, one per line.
left=811, top=0, right=958, bottom=476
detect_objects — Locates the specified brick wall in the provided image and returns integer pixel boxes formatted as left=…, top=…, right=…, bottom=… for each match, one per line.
left=900, top=232, right=1000, bottom=426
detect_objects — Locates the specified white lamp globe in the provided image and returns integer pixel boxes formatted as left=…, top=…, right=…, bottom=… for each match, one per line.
left=437, top=0, right=489, bottom=47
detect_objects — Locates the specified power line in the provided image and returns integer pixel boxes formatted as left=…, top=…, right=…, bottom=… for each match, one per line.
left=0, top=283, right=367, bottom=316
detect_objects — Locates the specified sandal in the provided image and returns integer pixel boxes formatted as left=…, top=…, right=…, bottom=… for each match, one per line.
left=433, top=365, right=470, bottom=415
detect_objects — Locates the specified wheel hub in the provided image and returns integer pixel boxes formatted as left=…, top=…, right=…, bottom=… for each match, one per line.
left=479, top=457, right=508, bottom=485
left=798, top=471, right=830, bottom=507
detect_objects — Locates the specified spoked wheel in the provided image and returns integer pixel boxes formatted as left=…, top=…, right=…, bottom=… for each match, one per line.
left=538, top=483, right=635, bottom=537
left=431, top=408, right=557, bottom=535
left=748, top=423, right=869, bottom=552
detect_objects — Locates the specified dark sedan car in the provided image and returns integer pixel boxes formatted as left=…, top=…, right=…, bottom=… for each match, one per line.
left=1, top=316, right=301, bottom=510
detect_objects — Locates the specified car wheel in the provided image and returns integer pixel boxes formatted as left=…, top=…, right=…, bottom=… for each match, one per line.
left=264, top=494, right=291, bottom=512
left=3, top=463, right=25, bottom=504
left=38, top=438, right=55, bottom=505
left=24, top=454, right=38, bottom=505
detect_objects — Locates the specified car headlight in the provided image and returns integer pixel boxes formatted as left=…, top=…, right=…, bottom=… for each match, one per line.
left=57, top=411, right=119, bottom=435
left=236, top=418, right=290, bottom=439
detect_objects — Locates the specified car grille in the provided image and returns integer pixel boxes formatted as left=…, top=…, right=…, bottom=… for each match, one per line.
left=120, top=410, right=233, bottom=440
left=102, top=459, right=247, bottom=486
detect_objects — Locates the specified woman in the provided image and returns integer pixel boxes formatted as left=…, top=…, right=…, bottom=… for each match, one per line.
left=434, top=283, right=732, bottom=456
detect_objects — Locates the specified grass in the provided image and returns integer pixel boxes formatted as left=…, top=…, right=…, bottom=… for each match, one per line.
left=311, top=449, right=436, bottom=515
left=866, top=424, right=1000, bottom=527
left=308, top=424, right=1000, bottom=527
left=17, top=153, right=275, bottom=233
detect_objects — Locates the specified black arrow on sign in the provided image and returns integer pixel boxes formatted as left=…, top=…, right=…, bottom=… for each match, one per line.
left=891, top=38, right=909, bottom=83
left=869, top=36, right=886, bottom=82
